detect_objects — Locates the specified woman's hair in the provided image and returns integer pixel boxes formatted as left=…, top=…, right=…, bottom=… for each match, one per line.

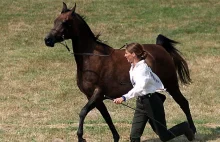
left=126, top=43, right=147, bottom=60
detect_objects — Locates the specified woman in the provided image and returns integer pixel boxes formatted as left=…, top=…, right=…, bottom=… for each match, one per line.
left=113, top=43, right=194, bottom=142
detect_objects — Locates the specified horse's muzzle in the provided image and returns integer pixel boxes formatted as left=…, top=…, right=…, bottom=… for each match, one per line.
left=44, top=36, right=55, bottom=47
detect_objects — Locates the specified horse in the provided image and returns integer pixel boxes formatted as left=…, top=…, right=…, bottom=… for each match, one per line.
left=44, top=3, right=196, bottom=142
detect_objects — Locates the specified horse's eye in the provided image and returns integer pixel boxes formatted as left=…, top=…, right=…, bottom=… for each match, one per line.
left=62, top=20, right=71, bottom=27
left=62, top=21, right=68, bottom=25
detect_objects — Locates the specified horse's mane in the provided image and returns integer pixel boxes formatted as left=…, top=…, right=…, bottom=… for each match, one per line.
left=75, top=13, right=103, bottom=42
left=63, top=9, right=112, bottom=52
left=75, top=13, right=113, bottom=53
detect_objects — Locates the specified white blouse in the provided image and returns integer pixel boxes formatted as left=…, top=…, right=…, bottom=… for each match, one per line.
left=123, top=60, right=165, bottom=101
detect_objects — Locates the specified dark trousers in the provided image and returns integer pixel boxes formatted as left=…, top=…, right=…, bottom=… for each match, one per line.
left=130, top=93, right=189, bottom=142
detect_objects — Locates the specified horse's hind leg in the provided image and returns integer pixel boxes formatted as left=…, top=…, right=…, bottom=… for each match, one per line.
left=96, top=101, right=120, bottom=142
left=169, top=88, right=197, bottom=134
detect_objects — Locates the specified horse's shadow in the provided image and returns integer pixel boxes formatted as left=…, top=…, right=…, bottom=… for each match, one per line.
left=142, top=127, right=220, bottom=142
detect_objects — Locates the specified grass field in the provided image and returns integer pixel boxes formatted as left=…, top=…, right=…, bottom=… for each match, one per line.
left=0, top=0, right=220, bottom=141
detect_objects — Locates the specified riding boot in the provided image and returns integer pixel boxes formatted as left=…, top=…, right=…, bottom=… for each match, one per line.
left=168, top=121, right=195, bottom=141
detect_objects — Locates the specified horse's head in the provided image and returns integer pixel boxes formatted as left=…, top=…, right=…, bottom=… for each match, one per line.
left=44, top=2, right=78, bottom=47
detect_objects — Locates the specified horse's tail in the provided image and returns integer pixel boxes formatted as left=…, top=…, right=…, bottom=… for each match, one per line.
left=156, top=34, right=191, bottom=84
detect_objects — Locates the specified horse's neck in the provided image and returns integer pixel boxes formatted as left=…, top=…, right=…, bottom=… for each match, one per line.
left=72, top=36, right=113, bottom=57
left=72, top=36, right=95, bottom=53
left=71, top=38, right=97, bottom=70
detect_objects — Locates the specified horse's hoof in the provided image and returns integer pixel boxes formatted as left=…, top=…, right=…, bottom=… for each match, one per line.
left=78, top=138, right=86, bottom=142
left=113, top=136, right=120, bottom=142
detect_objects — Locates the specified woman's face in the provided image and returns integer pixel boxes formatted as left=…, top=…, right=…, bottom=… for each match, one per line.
left=124, top=50, right=135, bottom=63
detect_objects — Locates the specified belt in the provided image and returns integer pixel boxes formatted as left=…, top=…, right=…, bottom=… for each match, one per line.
left=137, top=93, right=153, bottom=101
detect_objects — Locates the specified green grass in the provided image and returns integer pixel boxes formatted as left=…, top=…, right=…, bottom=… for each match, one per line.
left=0, top=0, right=220, bottom=141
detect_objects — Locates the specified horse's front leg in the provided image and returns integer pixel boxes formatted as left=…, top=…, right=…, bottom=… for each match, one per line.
left=96, top=101, right=120, bottom=142
left=77, top=88, right=101, bottom=142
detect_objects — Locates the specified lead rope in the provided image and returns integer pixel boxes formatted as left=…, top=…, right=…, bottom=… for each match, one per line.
left=59, top=41, right=71, bottom=52
left=104, top=95, right=177, bottom=137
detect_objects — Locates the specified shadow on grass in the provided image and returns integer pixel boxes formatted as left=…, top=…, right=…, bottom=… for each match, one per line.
left=142, top=127, right=220, bottom=142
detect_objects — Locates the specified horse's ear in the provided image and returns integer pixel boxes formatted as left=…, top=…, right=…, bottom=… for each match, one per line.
left=61, top=2, right=68, bottom=13
left=71, top=3, right=76, bottom=13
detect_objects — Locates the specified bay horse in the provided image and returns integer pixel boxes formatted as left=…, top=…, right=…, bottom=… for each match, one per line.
left=44, top=3, right=196, bottom=142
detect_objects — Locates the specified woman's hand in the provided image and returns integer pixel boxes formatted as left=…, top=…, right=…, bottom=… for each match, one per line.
left=113, top=97, right=124, bottom=104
